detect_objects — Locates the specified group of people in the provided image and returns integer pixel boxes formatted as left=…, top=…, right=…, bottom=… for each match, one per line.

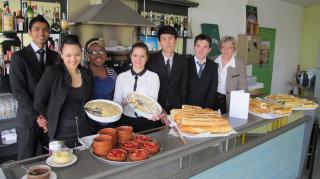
left=9, top=15, right=247, bottom=160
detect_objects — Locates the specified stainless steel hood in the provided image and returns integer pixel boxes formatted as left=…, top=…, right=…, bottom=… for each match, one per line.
left=70, top=0, right=155, bottom=27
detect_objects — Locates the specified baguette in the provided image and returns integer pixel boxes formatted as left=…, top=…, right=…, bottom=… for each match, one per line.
left=274, top=107, right=292, bottom=115
left=250, top=98, right=268, bottom=109
left=180, top=125, right=232, bottom=134
left=181, top=118, right=229, bottom=127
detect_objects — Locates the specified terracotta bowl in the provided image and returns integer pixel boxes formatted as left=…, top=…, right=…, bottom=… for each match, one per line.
left=121, top=141, right=140, bottom=152
left=129, top=149, right=149, bottom=161
left=133, top=134, right=152, bottom=143
left=106, top=148, right=127, bottom=161
left=98, top=128, right=117, bottom=146
left=92, top=135, right=113, bottom=152
left=27, top=165, right=51, bottom=179
left=116, top=126, right=133, bottom=144
left=141, top=141, right=160, bottom=154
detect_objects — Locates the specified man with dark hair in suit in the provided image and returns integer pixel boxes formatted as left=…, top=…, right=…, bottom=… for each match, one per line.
left=146, top=25, right=188, bottom=114
left=187, top=34, right=218, bottom=109
left=9, top=15, right=59, bottom=160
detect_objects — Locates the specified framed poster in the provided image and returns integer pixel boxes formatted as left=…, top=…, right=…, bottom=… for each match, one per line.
left=201, top=23, right=220, bottom=58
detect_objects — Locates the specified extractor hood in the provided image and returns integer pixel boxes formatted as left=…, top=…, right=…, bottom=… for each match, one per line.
left=71, top=0, right=155, bottom=27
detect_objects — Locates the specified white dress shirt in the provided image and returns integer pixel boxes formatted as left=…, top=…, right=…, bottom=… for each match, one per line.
left=113, top=69, right=160, bottom=118
left=194, top=56, right=206, bottom=74
left=162, top=52, right=174, bottom=69
left=30, top=41, right=47, bottom=63
left=215, top=55, right=236, bottom=94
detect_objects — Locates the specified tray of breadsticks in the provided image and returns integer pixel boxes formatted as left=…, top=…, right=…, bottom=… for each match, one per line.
left=264, top=94, right=319, bottom=110
left=168, top=105, right=237, bottom=138
left=249, top=98, right=292, bottom=119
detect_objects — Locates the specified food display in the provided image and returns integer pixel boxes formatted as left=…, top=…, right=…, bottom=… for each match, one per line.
left=249, top=98, right=292, bottom=118
left=90, top=127, right=161, bottom=165
left=170, top=105, right=233, bottom=134
left=265, top=94, right=319, bottom=110
left=84, top=99, right=123, bottom=123
left=127, top=92, right=162, bottom=118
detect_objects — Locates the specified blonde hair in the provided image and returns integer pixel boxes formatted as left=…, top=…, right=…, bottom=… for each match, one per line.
left=220, top=36, right=236, bottom=50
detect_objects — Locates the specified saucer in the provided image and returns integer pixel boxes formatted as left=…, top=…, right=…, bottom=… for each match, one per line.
left=46, top=154, right=77, bottom=168
left=21, top=171, right=57, bottom=179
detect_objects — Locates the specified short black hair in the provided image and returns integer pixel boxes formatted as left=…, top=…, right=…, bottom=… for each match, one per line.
left=130, top=42, right=149, bottom=57
left=28, top=15, right=50, bottom=31
left=157, top=25, right=177, bottom=40
left=194, top=34, right=212, bottom=48
left=61, top=35, right=81, bottom=50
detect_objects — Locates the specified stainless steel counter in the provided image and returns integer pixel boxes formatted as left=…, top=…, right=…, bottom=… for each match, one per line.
left=0, top=112, right=315, bottom=179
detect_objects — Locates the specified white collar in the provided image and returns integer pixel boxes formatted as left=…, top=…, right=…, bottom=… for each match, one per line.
left=162, top=51, right=174, bottom=60
left=215, top=55, right=236, bottom=68
left=30, top=41, right=46, bottom=53
left=194, top=56, right=206, bottom=65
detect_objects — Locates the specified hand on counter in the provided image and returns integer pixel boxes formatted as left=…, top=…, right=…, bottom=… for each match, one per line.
left=37, top=114, right=48, bottom=133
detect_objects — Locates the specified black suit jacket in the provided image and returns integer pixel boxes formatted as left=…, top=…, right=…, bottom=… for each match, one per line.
left=9, top=45, right=59, bottom=127
left=33, top=64, right=93, bottom=139
left=187, top=57, right=218, bottom=109
left=146, top=51, right=188, bottom=112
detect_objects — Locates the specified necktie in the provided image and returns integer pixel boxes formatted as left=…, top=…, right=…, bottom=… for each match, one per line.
left=133, top=75, right=138, bottom=91
left=37, top=49, right=45, bottom=72
left=166, top=59, right=171, bottom=77
left=197, top=61, right=204, bottom=77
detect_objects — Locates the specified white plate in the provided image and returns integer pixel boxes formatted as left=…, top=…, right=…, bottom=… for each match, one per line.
left=46, top=154, right=77, bottom=168
left=21, top=171, right=57, bottom=179
left=84, top=99, right=123, bottom=123
left=249, top=111, right=291, bottom=119
left=127, top=92, right=162, bottom=119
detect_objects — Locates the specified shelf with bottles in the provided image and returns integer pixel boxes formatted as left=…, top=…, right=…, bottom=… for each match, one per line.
left=139, top=11, right=193, bottom=39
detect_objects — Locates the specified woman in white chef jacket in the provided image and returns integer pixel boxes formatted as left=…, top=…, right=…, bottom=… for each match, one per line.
left=113, top=42, right=162, bottom=132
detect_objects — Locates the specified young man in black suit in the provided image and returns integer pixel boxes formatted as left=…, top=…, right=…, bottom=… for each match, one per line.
left=187, top=34, right=218, bottom=109
left=146, top=25, right=188, bottom=113
left=9, top=15, right=59, bottom=160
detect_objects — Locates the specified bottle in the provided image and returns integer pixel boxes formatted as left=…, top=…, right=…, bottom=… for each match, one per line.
left=15, top=10, right=25, bottom=32
left=0, top=8, right=2, bottom=33
left=2, top=1, right=14, bottom=32
left=50, top=17, right=61, bottom=34
left=0, top=45, right=4, bottom=76
left=26, top=0, right=33, bottom=30
left=33, top=5, right=38, bottom=17
left=60, top=12, right=69, bottom=34
left=4, top=50, right=12, bottom=75
left=22, top=2, right=28, bottom=32
left=39, top=6, right=44, bottom=16
left=169, top=15, right=174, bottom=27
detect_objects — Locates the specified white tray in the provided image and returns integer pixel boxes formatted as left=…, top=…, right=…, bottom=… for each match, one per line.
left=249, top=111, right=291, bottom=119
left=127, top=92, right=162, bottom=119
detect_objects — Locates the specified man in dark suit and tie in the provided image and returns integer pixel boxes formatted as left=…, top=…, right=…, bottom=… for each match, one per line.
left=146, top=25, right=188, bottom=113
left=187, top=34, right=218, bottom=109
left=9, top=15, right=59, bottom=160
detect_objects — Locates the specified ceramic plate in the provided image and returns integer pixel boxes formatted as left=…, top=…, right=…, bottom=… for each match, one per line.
left=46, top=154, right=77, bottom=168
left=21, top=171, right=57, bottom=179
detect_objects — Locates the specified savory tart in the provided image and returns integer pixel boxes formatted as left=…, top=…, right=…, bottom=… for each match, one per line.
left=133, top=135, right=152, bottom=143
left=121, top=141, right=140, bottom=152
left=129, top=149, right=149, bottom=161
left=106, top=148, right=127, bottom=161
left=141, top=141, right=160, bottom=154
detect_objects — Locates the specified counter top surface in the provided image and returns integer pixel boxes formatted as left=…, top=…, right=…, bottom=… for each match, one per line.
left=0, top=112, right=311, bottom=179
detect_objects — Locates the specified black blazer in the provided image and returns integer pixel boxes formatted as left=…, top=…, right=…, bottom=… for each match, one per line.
left=187, top=57, right=218, bottom=109
left=146, top=51, right=188, bottom=112
left=33, top=64, right=93, bottom=139
left=9, top=45, right=59, bottom=127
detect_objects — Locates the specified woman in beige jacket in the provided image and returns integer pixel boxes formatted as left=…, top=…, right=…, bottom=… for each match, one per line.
left=215, top=36, right=248, bottom=113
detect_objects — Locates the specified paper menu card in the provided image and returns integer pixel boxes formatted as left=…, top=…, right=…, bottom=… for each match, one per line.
left=229, top=90, right=250, bottom=119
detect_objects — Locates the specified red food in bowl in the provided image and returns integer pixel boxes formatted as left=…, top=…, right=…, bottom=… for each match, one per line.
left=129, top=149, right=149, bottom=161
left=121, top=141, right=140, bottom=152
left=141, top=141, right=160, bottom=154
left=133, top=134, right=151, bottom=143
left=106, top=148, right=127, bottom=161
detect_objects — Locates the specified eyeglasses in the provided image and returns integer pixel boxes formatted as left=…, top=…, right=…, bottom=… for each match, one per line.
left=88, top=50, right=106, bottom=56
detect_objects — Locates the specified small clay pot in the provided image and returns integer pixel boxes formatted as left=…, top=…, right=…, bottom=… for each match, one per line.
left=92, top=135, right=113, bottom=152
left=106, top=148, right=127, bottom=161
left=98, top=128, right=117, bottom=146
left=116, top=126, right=133, bottom=144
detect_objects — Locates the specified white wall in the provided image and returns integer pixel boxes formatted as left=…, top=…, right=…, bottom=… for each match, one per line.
left=187, top=0, right=304, bottom=94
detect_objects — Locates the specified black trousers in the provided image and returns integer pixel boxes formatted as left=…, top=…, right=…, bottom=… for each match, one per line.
left=16, top=125, right=49, bottom=160
left=121, top=115, right=162, bottom=133
left=215, top=92, right=227, bottom=114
